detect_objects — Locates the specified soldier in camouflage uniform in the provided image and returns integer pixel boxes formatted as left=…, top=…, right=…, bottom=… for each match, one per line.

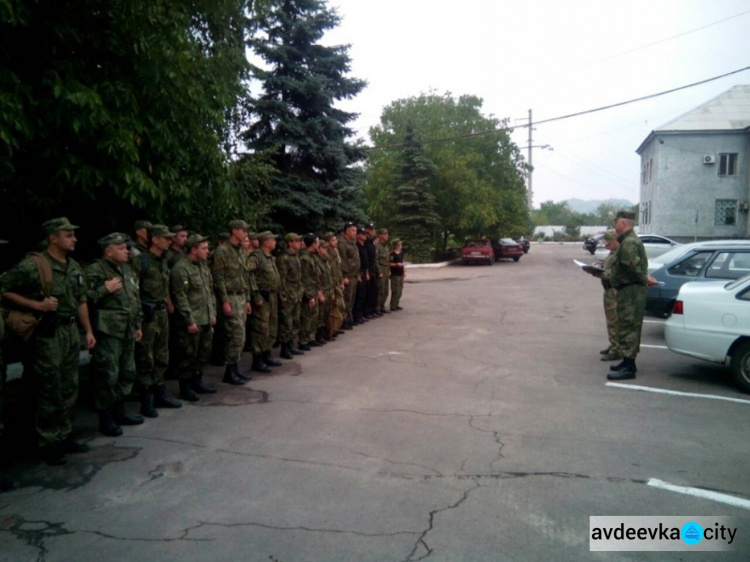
left=170, top=235, right=217, bottom=401
left=598, top=230, right=622, bottom=362
left=247, top=231, right=282, bottom=372
left=212, top=219, right=252, bottom=385
left=130, top=220, right=152, bottom=258
left=277, top=233, right=304, bottom=360
left=322, top=233, right=346, bottom=337
left=374, top=228, right=390, bottom=314
left=338, top=222, right=360, bottom=329
left=297, top=234, right=320, bottom=350
left=209, top=232, right=231, bottom=366
left=85, top=233, right=144, bottom=436
left=165, top=225, right=188, bottom=379
left=132, top=225, right=182, bottom=413
left=1, top=218, right=96, bottom=465
left=389, top=239, right=405, bottom=311
left=607, top=211, right=651, bottom=381
left=316, top=241, right=335, bottom=341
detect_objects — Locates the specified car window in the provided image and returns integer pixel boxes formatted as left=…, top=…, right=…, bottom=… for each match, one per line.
left=651, top=245, right=691, bottom=265
left=667, top=251, right=713, bottom=277
left=726, top=274, right=750, bottom=291
left=737, top=287, right=750, bottom=301
left=707, top=251, right=750, bottom=280
left=500, top=238, right=516, bottom=244
left=464, top=240, right=489, bottom=247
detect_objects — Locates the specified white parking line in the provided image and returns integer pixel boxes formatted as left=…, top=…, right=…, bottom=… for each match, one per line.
left=643, top=320, right=665, bottom=324
left=647, top=479, right=750, bottom=511
left=640, top=344, right=668, bottom=349
left=607, top=383, right=750, bottom=405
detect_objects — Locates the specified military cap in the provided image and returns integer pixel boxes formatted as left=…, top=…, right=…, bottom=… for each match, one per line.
left=391, top=238, right=402, bottom=245
left=247, top=232, right=259, bottom=240
left=303, top=233, right=318, bottom=247
left=147, top=224, right=175, bottom=238
left=377, top=228, right=388, bottom=235
left=365, top=223, right=375, bottom=230
left=343, top=221, right=357, bottom=230
left=320, top=231, right=336, bottom=241
left=218, top=232, right=230, bottom=242
left=257, top=230, right=275, bottom=242
left=186, top=234, right=209, bottom=250
left=603, top=229, right=618, bottom=242
left=615, top=210, right=636, bottom=221
left=284, top=232, right=302, bottom=242
left=43, top=217, right=79, bottom=235
left=133, top=220, right=152, bottom=231
left=171, top=224, right=188, bottom=233
left=356, top=226, right=367, bottom=235
left=97, top=232, right=130, bottom=248
left=318, top=240, right=329, bottom=249
left=228, top=219, right=249, bottom=230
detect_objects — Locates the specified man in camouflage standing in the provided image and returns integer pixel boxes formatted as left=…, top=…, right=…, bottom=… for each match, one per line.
left=374, top=228, right=390, bottom=314
left=598, top=230, right=622, bottom=362
left=170, top=235, right=217, bottom=401
left=323, top=233, right=346, bottom=337
left=165, top=224, right=188, bottom=380
left=338, top=222, right=360, bottom=329
left=212, top=220, right=252, bottom=385
left=1, top=218, right=96, bottom=465
left=85, top=233, right=144, bottom=436
left=132, top=224, right=182, bottom=414
left=277, top=233, right=304, bottom=360
left=316, top=241, right=335, bottom=342
left=131, top=220, right=152, bottom=258
left=298, top=234, right=320, bottom=350
left=607, top=211, right=652, bottom=381
left=247, top=231, right=282, bottom=372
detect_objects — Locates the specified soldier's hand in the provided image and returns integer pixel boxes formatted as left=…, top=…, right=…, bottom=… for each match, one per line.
left=366, top=272, right=371, bottom=281
left=188, top=323, right=199, bottom=334
left=378, top=273, right=383, bottom=279
left=211, top=317, right=217, bottom=326
left=222, top=301, right=233, bottom=317
left=343, top=278, right=350, bottom=287
left=255, top=300, right=263, bottom=308
left=246, top=302, right=252, bottom=315
left=319, top=295, right=326, bottom=304
left=85, top=331, right=96, bottom=349
left=166, top=300, right=175, bottom=314
left=357, top=275, right=362, bottom=282
left=135, top=329, right=143, bottom=342
left=308, top=298, right=316, bottom=308
left=37, top=296, right=59, bottom=312
left=105, top=278, right=123, bottom=293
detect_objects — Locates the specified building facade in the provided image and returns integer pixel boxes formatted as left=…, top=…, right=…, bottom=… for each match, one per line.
left=636, top=85, right=750, bottom=242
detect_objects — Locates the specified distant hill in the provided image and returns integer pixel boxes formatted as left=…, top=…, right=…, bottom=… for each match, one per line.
left=564, top=198, right=634, bottom=214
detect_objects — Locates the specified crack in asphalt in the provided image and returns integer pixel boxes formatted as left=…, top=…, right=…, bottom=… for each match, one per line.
left=190, top=519, right=419, bottom=539
left=468, top=415, right=506, bottom=471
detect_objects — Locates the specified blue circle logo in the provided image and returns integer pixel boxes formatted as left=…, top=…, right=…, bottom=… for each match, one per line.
left=681, top=522, right=703, bottom=545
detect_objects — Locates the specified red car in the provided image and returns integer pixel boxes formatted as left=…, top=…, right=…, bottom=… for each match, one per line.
left=462, top=238, right=494, bottom=265
left=493, top=238, right=523, bottom=262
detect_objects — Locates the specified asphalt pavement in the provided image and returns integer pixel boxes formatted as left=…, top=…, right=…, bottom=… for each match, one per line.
left=1, top=243, right=749, bottom=561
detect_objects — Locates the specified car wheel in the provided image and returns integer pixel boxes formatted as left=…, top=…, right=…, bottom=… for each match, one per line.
left=730, top=340, right=750, bottom=393
left=513, top=256, right=520, bottom=262
left=487, top=258, right=493, bottom=266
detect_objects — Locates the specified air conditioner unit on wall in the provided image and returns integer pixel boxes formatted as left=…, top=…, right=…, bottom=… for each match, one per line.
left=739, top=202, right=749, bottom=212
left=703, top=154, right=716, bottom=164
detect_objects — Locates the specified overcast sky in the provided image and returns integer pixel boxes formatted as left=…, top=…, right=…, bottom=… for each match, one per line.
left=324, top=0, right=750, bottom=208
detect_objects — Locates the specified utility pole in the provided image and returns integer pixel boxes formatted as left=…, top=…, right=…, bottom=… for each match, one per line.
left=527, top=109, right=533, bottom=211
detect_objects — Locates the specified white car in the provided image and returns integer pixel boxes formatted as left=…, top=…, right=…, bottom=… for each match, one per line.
left=594, top=233, right=681, bottom=263
left=664, top=275, right=750, bottom=392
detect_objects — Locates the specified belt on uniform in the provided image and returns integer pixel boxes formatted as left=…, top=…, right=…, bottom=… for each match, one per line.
left=226, top=291, right=246, bottom=296
left=614, top=282, right=643, bottom=291
left=257, top=287, right=277, bottom=292
left=60, top=315, right=77, bottom=325
left=143, top=301, right=168, bottom=311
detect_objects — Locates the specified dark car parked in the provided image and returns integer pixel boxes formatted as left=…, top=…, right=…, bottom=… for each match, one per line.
left=583, top=233, right=604, bottom=255
left=517, top=237, right=530, bottom=254
left=493, top=238, right=524, bottom=262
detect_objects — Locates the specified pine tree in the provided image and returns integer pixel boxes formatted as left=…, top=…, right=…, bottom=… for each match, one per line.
left=244, top=0, right=367, bottom=232
left=391, top=125, right=439, bottom=263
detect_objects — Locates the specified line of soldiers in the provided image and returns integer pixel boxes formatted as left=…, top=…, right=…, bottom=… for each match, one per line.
left=0, top=218, right=406, bottom=467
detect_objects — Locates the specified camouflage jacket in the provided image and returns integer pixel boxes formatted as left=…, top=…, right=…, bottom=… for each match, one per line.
left=1, top=251, right=86, bottom=318
left=84, top=258, right=141, bottom=338
left=297, top=248, right=319, bottom=301
left=337, top=236, right=361, bottom=279
left=611, top=229, right=648, bottom=288
left=171, top=258, right=215, bottom=326
left=314, top=253, right=333, bottom=296
left=247, top=248, right=280, bottom=304
left=212, top=242, right=248, bottom=302
left=277, top=249, right=302, bottom=304
left=130, top=251, right=170, bottom=304
left=165, top=248, right=186, bottom=270
left=326, top=248, right=344, bottom=288
left=375, top=240, right=390, bottom=276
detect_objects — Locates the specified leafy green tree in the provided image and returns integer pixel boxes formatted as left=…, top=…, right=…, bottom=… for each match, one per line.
left=244, top=0, right=367, bottom=232
left=365, top=92, right=528, bottom=251
left=391, top=125, right=439, bottom=262
left=1, top=0, right=252, bottom=255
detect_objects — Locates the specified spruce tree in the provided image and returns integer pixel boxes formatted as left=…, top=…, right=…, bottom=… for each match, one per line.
left=391, top=125, right=439, bottom=263
left=244, top=0, right=367, bottom=232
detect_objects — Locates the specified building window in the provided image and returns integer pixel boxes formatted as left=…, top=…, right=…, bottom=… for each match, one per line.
left=648, top=158, right=653, bottom=182
left=641, top=201, right=650, bottom=225
left=718, top=153, right=737, bottom=176
left=715, top=199, right=737, bottom=226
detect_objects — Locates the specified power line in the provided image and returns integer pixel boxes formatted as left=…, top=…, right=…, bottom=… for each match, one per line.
left=365, top=65, right=750, bottom=150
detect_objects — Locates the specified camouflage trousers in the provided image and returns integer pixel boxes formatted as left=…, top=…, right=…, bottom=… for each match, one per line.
left=378, top=273, right=390, bottom=311
left=278, top=294, right=300, bottom=344
left=91, top=332, right=136, bottom=411
left=603, top=287, right=620, bottom=355
left=390, top=276, right=404, bottom=310
left=32, top=322, right=80, bottom=447
left=135, top=309, right=169, bottom=390
left=251, top=292, right=278, bottom=354
left=172, top=322, right=212, bottom=381
left=223, top=294, right=247, bottom=365
left=344, top=277, right=358, bottom=322
left=317, top=293, right=333, bottom=330
left=616, top=284, right=647, bottom=359
left=299, top=299, right=318, bottom=344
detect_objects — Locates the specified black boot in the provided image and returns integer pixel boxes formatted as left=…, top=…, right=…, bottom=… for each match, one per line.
left=153, top=384, right=183, bottom=408
left=179, top=380, right=199, bottom=402
left=315, top=329, right=327, bottom=346
left=289, top=342, right=304, bottom=356
left=140, top=390, right=159, bottom=418
left=280, top=343, right=294, bottom=360
left=251, top=355, right=272, bottom=373
left=607, top=358, right=637, bottom=380
left=609, top=360, right=627, bottom=372
left=62, top=438, right=90, bottom=454
left=298, top=341, right=311, bottom=351
left=223, top=364, right=247, bottom=384
left=193, top=370, right=217, bottom=394
left=234, top=366, right=254, bottom=382
left=114, top=402, right=144, bottom=425
left=98, top=410, right=123, bottom=437
left=263, top=350, right=282, bottom=367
